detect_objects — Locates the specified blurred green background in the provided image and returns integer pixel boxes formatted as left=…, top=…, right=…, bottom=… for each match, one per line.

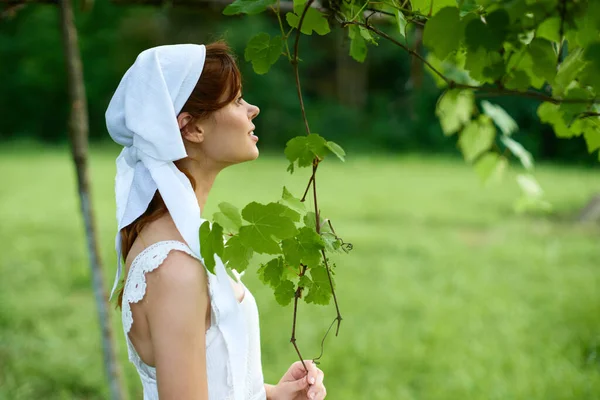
left=1, top=2, right=599, bottom=399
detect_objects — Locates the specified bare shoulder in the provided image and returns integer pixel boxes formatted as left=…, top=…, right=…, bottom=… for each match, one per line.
left=144, top=249, right=209, bottom=303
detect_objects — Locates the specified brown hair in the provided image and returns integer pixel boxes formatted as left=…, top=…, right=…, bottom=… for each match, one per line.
left=115, top=41, right=242, bottom=309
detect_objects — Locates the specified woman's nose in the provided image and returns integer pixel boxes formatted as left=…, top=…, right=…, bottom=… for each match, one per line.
left=249, top=104, right=260, bottom=119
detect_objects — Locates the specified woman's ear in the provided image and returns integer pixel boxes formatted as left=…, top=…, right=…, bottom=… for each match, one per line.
left=177, top=112, right=204, bottom=143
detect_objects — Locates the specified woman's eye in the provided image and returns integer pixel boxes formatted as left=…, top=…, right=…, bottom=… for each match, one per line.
left=237, top=97, right=244, bottom=104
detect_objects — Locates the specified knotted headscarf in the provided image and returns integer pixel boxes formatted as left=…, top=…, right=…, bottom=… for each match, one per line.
left=106, top=44, right=207, bottom=299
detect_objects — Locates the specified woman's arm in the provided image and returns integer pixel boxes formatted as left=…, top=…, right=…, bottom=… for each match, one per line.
left=145, top=251, right=211, bottom=400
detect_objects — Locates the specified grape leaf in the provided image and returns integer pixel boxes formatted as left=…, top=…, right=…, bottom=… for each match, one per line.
left=239, top=202, right=297, bottom=254
left=411, top=0, right=457, bottom=16
left=223, top=0, right=276, bottom=15
left=554, top=48, right=585, bottom=97
left=199, top=221, right=224, bottom=274
left=559, top=87, right=593, bottom=125
left=436, top=89, right=474, bottom=136
left=395, top=10, right=407, bottom=38
left=536, top=17, right=561, bottom=43
left=284, top=133, right=329, bottom=169
left=222, top=235, right=252, bottom=272
left=527, top=38, right=556, bottom=84
left=282, top=226, right=324, bottom=269
left=473, top=152, right=507, bottom=185
left=321, top=232, right=342, bottom=253
left=458, top=115, right=496, bottom=162
left=274, top=280, right=296, bottom=306
left=244, top=33, right=283, bottom=75
left=213, top=202, right=242, bottom=234
left=465, top=10, right=508, bottom=52
left=584, top=128, right=600, bottom=153
left=325, top=141, right=345, bottom=161
left=348, top=25, right=367, bottom=62
left=305, top=265, right=332, bottom=305
left=258, top=257, right=285, bottom=288
left=504, top=70, right=530, bottom=91
left=423, top=7, right=462, bottom=60
left=280, top=186, right=305, bottom=215
left=481, top=101, right=517, bottom=136
left=500, top=135, right=533, bottom=170
left=298, top=274, right=312, bottom=289
left=286, top=5, right=330, bottom=35
left=537, top=102, right=578, bottom=138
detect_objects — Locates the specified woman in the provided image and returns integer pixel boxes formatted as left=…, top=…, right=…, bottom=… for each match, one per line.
left=106, top=42, right=327, bottom=400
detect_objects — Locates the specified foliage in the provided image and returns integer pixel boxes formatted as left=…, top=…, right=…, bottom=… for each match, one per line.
left=228, top=0, right=600, bottom=214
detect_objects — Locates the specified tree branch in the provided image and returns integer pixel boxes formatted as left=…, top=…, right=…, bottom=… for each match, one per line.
left=345, top=20, right=600, bottom=105
left=292, top=0, right=315, bottom=136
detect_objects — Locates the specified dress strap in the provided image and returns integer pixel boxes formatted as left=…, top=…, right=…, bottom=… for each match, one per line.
left=121, top=240, right=207, bottom=334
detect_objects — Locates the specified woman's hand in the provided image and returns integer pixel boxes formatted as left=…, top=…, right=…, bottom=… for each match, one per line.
left=267, top=360, right=326, bottom=400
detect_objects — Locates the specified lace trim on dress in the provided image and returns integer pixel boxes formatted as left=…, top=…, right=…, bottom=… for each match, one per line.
left=122, top=240, right=217, bottom=334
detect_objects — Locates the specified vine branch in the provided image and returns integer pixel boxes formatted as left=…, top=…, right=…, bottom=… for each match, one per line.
left=292, top=0, right=316, bottom=136
left=343, top=20, right=600, bottom=106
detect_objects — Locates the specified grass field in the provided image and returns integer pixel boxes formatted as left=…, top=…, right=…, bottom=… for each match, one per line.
left=0, top=143, right=599, bottom=400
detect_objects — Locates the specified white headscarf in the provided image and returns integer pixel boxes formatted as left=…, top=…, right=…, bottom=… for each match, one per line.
left=106, top=44, right=207, bottom=299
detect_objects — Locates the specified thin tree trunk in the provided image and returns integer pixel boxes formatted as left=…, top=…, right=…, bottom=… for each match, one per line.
left=58, top=1, right=127, bottom=399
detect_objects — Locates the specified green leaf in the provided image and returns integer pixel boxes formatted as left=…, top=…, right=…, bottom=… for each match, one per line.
left=284, top=133, right=329, bottom=169
left=580, top=42, right=600, bottom=92
left=411, top=0, right=457, bottom=16
left=280, top=186, right=305, bottom=215
left=514, top=174, right=552, bottom=213
left=244, top=33, right=283, bottom=75
left=325, top=141, right=346, bottom=161
left=481, top=101, right=518, bottom=136
left=458, top=115, right=496, bottom=162
left=559, top=87, right=593, bottom=125
left=359, top=26, right=377, bottom=44
left=321, top=232, right=341, bottom=253
left=223, top=0, right=276, bottom=15
left=436, top=89, right=474, bottom=135
left=286, top=6, right=330, bottom=35
left=584, top=128, right=600, bottom=153
left=199, top=221, right=224, bottom=274
left=504, top=70, right=530, bottom=91
left=465, top=10, right=508, bottom=52
left=281, top=226, right=324, bottom=268
left=423, top=7, right=462, bottom=60
left=305, top=265, right=332, bottom=305
left=298, top=274, right=312, bottom=288
left=395, top=10, right=407, bottom=38
left=554, top=48, right=586, bottom=97
left=536, top=17, right=561, bottom=43
left=500, top=135, right=533, bottom=170
left=258, top=257, right=285, bottom=288
left=527, top=38, right=556, bottom=84
left=213, top=202, right=242, bottom=234
left=274, top=279, right=296, bottom=306
left=222, top=235, right=252, bottom=273
left=473, top=152, right=507, bottom=185
left=303, top=211, right=325, bottom=231
left=518, top=52, right=546, bottom=89
left=537, top=102, right=578, bottom=138
left=348, top=25, right=367, bottom=62
left=238, top=202, right=297, bottom=254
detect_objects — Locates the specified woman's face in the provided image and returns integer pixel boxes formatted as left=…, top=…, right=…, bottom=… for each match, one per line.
left=194, top=90, right=261, bottom=166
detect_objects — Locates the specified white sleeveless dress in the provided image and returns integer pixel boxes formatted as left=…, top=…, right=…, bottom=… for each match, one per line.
left=120, top=240, right=266, bottom=400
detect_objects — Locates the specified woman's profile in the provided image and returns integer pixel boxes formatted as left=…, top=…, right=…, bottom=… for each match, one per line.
left=105, top=41, right=327, bottom=400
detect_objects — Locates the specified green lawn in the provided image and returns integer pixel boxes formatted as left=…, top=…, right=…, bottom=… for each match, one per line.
left=0, top=144, right=598, bottom=399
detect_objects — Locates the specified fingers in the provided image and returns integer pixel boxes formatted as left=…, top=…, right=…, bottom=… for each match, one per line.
left=289, top=360, right=318, bottom=381
left=307, top=367, right=326, bottom=399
